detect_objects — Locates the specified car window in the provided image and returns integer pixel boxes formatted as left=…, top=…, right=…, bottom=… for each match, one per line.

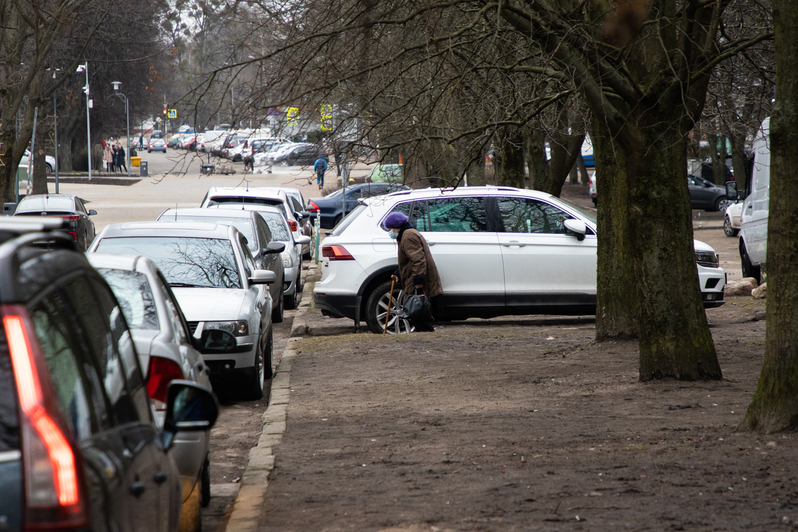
left=0, top=338, right=20, bottom=451
left=260, top=212, right=291, bottom=241
left=154, top=271, right=192, bottom=345
left=29, top=292, right=98, bottom=440
left=94, top=236, right=242, bottom=289
left=169, top=216, right=257, bottom=252
left=348, top=189, right=363, bottom=200
left=255, top=217, right=273, bottom=246
left=497, top=197, right=573, bottom=234
left=239, top=237, right=254, bottom=278
left=97, top=269, right=159, bottom=330
left=425, top=197, right=488, bottom=232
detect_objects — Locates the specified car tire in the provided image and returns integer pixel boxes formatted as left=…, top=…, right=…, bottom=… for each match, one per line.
left=201, top=457, right=211, bottom=507
left=332, top=214, right=342, bottom=228
left=365, top=279, right=412, bottom=335
left=46, top=163, right=53, bottom=175
left=243, top=336, right=265, bottom=400
left=272, top=290, right=284, bottom=323
left=591, top=197, right=597, bottom=206
left=715, top=197, right=731, bottom=212
left=723, top=216, right=739, bottom=237
left=740, top=241, right=761, bottom=284
left=178, top=480, right=202, bottom=532
left=285, top=284, right=297, bottom=310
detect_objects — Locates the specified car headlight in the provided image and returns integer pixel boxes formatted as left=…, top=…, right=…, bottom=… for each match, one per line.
left=204, top=320, right=249, bottom=336
left=695, top=251, right=719, bottom=268
left=282, top=251, right=293, bottom=268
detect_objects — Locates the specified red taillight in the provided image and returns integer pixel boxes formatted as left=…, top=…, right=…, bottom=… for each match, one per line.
left=308, top=201, right=319, bottom=212
left=321, top=245, right=355, bottom=260
left=146, top=356, right=184, bottom=404
left=61, top=215, right=79, bottom=222
left=3, top=308, right=89, bottom=529
left=287, top=220, right=298, bottom=231
left=67, top=232, right=77, bottom=241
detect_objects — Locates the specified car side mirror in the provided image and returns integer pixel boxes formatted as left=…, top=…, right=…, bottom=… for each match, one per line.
left=295, top=234, right=311, bottom=246
left=249, top=269, right=276, bottom=285
left=4, top=202, right=17, bottom=215
left=160, top=380, right=218, bottom=450
left=563, top=219, right=587, bottom=241
left=88, top=209, right=98, bottom=216
left=725, top=181, right=738, bottom=200
left=295, top=211, right=310, bottom=220
left=265, top=241, right=286, bottom=254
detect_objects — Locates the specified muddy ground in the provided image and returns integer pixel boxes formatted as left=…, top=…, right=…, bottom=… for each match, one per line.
left=206, top=183, right=794, bottom=532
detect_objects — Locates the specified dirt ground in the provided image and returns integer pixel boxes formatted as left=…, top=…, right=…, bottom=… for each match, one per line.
left=207, top=182, right=795, bottom=532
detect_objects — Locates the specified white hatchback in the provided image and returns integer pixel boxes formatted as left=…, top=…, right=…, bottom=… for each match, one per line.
left=313, top=186, right=727, bottom=334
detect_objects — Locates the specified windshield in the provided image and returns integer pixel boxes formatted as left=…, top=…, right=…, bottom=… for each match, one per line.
left=167, top=216, right=256, bottom=250
left=17, top=196, right=74, bottom=213
left=95, top=237, right=241, bottom=288
left=97, top=269, right=159, bottom=330
left=555, top=197, right=597, bottom=225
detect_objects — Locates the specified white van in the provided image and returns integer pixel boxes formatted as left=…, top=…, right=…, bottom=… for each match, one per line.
left=737, top=117, right=770, bottom=283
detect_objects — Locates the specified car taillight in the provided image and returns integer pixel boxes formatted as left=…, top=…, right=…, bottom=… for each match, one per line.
left=67, top=232, right=78, bottom=241
left=61, top=215, right=79, bottom=222
left=287, top=220, right=298, bottom=231
left=147, top=356, right=184, bottom=404
left=308, top=201, right=319, bottom=212
left=322, top=245, right=355, bottom=260
left=3, top=306, right=89, bottom=529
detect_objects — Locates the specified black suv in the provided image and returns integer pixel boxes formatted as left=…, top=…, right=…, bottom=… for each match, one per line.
left=0, top=218, right=218, bottom=531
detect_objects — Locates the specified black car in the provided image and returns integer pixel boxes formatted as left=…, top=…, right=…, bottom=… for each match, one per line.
left=0, top=217, right=219, bottom=532
left=687, top=174, right=732, bottom=212
left=308, top=183, right=410, bottom=228
left=11, top=193, right=97, bottom=251
left=271, top=143, right=328, bottom=167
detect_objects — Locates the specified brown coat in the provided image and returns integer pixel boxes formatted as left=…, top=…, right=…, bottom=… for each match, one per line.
left=397, top=227, right=443, bottom=297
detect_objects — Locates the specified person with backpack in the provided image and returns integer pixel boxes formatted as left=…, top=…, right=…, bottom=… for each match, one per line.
left=314, top=156, right=327, bottom=189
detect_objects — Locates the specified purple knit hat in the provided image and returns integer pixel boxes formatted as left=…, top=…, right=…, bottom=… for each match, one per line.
left=384, top=212, right=408, bottom=229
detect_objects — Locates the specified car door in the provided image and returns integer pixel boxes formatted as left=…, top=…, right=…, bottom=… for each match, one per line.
left=687, top=175, right=715, bottom=210
left=402, top=196, right=504, bottom=309
left=254, top=216, right=283, bottom=298
left=494, top=196, right=597, bottom=307
left=65, top=275, right=176, bottom=532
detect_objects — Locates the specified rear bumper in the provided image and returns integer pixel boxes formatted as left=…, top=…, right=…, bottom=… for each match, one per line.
left=313, top=291, right=358, bottom=320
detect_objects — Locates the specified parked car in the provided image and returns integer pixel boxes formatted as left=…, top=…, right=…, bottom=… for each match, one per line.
left=723, top=200, right=743, bottom=237
left=179, top=135, right=197, bottom=151
left=200, top=186, right=312, bottom=260
left=88, top=222, right=277, bottom=399
left=156, top=208, right=287, bottom=322
left=210, top=204, right=307, bottom=309
left=0, top=216, right=218, bottom=532
left=247, top=139, right=291, bottom=168
left=20, top=149, right=57, bottom=174
left=258, top=186, right=314, bottom=259
left=269, top=143, right=328, bottom=167
left=308, top=183, right=410, bottom=228
left=148, top=138, right=168, bottom=153
left=688, top=174, right=732, bottom=211
left=11, top=193, right=97, bottom=251
left=88, top=254, right=216, bottom=531
left=313, top=186, right=727, bottom=334
left=168, top=133, right=188, bottom=149
left=365, top=164, right=403, bottom=183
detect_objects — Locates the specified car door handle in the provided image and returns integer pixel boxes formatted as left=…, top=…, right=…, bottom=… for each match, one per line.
left=502, top=241, right=526, bottom=247
left=129, top=481, right=146, bottom=497
left=153, top=471, right=168, bottom=485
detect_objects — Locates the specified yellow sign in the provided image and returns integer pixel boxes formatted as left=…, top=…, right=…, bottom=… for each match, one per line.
left=286, top=107, right=299, bottom=126
left=167, top=109, right=177, bottom=119
left=320, top=104, right=333, bottom=131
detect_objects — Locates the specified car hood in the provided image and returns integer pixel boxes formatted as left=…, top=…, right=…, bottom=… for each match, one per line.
left=693, top=239, right=715, bottom=253
left=171, top=287, right=248, bottom=321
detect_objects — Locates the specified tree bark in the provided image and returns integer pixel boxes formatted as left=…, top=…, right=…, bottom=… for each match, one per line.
left=742, top=0, right=798, bottom=432
left=526, top=128, right=548, bottom=190
left=494, top=128, right=526, bottom=188
left=539, top=133, right=583, bottom=197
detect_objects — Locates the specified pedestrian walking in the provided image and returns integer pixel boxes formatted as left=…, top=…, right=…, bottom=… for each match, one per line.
left=385, top=212, right=443, bottom=332
left=116, top=142, right=127, bottom=174
left=314, top=156, right=328, bottom=189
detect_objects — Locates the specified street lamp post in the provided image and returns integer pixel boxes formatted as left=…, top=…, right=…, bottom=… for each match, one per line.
left=76, top=63, right=92, bottom=180
left=112, top=81, right=130, bottom=178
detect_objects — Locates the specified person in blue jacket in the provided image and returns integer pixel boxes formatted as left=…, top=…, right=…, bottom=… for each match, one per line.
left=314, top=157, right=328, bottom=189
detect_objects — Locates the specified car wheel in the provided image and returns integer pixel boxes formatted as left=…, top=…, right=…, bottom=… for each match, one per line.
left=723, top=216, right=739, bottom=237
left=296, top=270, right=304, bottom=296
left=365, top=279, right=412, bottom=335
left=178, top=480, right=201, bottom=532
left=46, top=163, right=53, bottom=175
left=285, top=282, right=298, bottom=310
left=201, top=457, right=211, bottom=507
left=715, top=197, right=731, bottom=212
left=272, top=290, right=284, bottom=323
left=264, top=329, right=274, bottom=379
left=243, top=336, right=265, bottom=400
left=332, top=214, right=342, bottom=228
left=740, top=241, right=761, bottom=284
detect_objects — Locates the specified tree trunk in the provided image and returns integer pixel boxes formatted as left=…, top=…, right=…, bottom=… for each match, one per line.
left=494, top=128, right=526, bottom=188
left=32, top=109, right=49, bottom=194
left=465, top=147, right=487, bottom=186
left=730, top=132, right=749, bottom=194
left=626, top=121, right=721, bottom=380
left=576, top=155, right=589, bottom=185
left=742, top=0, right=798, bottom=432
left=526, top=128, right=548, bottom=190
left=542, top=133, right=583, bottom=196
left=592, top=119, right=638, bottom=340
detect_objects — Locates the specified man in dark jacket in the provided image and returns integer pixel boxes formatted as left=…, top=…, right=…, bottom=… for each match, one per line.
left=385, top=212, right=442, bottom=332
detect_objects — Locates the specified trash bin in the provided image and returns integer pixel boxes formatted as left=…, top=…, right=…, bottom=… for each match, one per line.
left=140, top=161, right=148, bottom=177
left=131, top=156, right=142, bottom=167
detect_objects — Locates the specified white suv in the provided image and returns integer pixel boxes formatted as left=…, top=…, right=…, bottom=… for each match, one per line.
left=313, top=186, right=727, bottom=334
